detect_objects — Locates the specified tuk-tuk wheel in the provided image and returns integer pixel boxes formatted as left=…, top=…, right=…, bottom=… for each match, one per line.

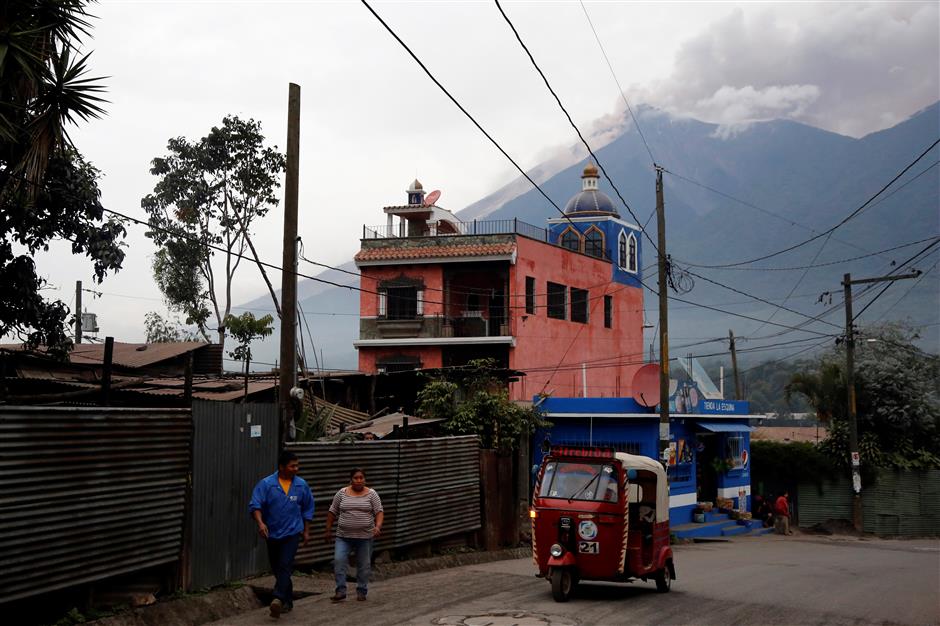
left=655, top=563, right=672, bottom=593
left=550, top=567, right=573, bottom=602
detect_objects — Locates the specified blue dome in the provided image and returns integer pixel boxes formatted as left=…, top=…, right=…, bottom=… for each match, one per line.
left=564, top=189, right=620, bottom=217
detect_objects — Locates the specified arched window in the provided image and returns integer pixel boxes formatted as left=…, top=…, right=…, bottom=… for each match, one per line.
left=628, top=233, right=637, bottom=272
left=584, top=227, right=604, bottom=258
left=618, top=230, right=627, bottom=270
left=560, top=228, right=581, bottom=252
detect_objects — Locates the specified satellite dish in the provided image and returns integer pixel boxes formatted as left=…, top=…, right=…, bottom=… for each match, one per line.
left=424, top=190, right=441, bottom=206
left=631, top=363, right=660, bottom=408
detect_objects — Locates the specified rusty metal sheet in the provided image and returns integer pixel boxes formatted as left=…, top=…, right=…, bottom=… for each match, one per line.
left=0, top=406, right=192, bottom=604
left=288, top=436, right=480, bottom=565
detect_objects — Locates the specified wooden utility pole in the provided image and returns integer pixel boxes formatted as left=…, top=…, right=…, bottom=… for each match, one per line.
left=728, top=329, right=742, bottom=400
left=74, top=281, right=82, bottom=344
left=655, top=165, right=670, bottom=462
left=101, top=336, right=114, bottom=406
left=842, top=270, right=920, bottom=531
left=278, top=83, right=301, bottom=445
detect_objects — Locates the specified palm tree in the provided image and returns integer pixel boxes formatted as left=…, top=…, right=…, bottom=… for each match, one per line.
left=1, top=0, right=107, bottom=198
left=784, top=361, right=846, bottom=425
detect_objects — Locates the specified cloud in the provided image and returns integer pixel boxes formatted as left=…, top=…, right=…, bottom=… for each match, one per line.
left=695, top=84, right=821, bottom=138
left=637, top=3, right=940, bottom=137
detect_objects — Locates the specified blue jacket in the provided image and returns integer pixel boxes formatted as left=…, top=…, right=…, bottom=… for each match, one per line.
left=249, top=472, right=315, bottom=540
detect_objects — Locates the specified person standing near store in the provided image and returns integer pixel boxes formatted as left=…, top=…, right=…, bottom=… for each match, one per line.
left=774, top=490, right=793, bottom=535
left=249, top=451, right=315, bottom=619
left=324, top=468, right=384, bottom=602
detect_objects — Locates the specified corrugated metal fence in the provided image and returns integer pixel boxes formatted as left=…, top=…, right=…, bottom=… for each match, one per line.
left=798, top=468, right=940, bottom=536
left=289, top=436, right=481, bottom=565
left=190, top=401, right=279, bottom=589
left=0, top=406, right=192, bottom=604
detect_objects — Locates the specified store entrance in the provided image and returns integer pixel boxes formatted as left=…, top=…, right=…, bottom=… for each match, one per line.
left=695, top=432, right=719, bottom=504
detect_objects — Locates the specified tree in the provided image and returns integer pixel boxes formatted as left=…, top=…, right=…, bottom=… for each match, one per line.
left=415, top=358, right=548, bottom=452
left=141, top=116, right=286, bottom=348
left=787, top=322, right=940, bottom=470
left=224, top=311, right=274, bottom=401
left=143, top=312, right=201, bottom=343
left=0, top=1, right=126, bottom=358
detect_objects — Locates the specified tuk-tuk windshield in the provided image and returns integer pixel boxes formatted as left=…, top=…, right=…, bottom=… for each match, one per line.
left=538, top=461, right=619, bottom=502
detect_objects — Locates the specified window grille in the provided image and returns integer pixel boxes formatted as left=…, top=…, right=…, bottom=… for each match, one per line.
left=727, top=436, right=744, bottom=469
left=584, top=228, right=604, bottom=258
left=525, top=276, right=535, bottom=314
left=561, top=229, right=581, bottom=252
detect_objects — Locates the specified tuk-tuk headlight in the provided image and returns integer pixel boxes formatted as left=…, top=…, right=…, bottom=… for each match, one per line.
left=550, top=543, right=564, bottom=558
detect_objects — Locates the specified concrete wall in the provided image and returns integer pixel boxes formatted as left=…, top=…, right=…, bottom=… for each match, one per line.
left=508, top=236, right=644, bottom=400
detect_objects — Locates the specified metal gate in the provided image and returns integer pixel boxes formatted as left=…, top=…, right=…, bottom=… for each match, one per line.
left=190, top=401, right=279, bottom=589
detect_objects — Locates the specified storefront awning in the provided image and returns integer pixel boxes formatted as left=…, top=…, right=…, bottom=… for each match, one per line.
left=697, top=421, right=755, bottom=433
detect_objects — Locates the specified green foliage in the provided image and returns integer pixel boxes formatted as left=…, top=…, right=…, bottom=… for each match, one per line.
left=144, top=311, right=201, bottom=343
left=787, top=322, right=940, bottom=470
left=415, top=358, right=548, bottom=452
left=750, top=440, right=840, bottom=486
left=223, top=311, right=274, bottom=363
left=142, top=116, right=286, bottom=347
left=0, top=2, right=124, bottom=359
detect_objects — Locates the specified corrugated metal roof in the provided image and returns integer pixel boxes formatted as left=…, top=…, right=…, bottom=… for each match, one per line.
left=346, top=412, right=442, bottom=437
left=2, top=341, right=208, bottom=369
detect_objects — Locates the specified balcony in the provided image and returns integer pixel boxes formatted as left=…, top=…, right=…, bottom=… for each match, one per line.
left=363, top=218, right=550, bottom=242
left=361, top=314, right=510, bottom=341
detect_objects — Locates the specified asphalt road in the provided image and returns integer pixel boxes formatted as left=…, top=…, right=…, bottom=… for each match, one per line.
left=213, top=535, right=940, bottom=626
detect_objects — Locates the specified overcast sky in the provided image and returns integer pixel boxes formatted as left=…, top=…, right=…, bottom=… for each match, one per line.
left=30, top=1, right=940, bottom=343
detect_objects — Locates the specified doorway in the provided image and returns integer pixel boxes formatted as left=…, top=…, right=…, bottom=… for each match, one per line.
left=695, top=433, right=719, bottom=504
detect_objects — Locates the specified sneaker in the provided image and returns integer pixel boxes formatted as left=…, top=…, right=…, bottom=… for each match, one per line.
left=269, top=598, right=283, bottom=619
left=356, top=592, right=367, bottom=601
left=330, top=592, right=347, bottom=603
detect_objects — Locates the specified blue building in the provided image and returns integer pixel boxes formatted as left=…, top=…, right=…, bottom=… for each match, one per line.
left=532, top=393, right=762, bottom=525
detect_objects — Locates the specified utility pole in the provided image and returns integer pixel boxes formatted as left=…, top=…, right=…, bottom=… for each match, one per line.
left=655, top=165, right=670, bottom=463
left=74, top=281, right=82, bottom=344
left=842, top=270, right=921, bottom=531
left=728, top=329, right=741, bottom=400
left=278, top=83, right=301, bottom=446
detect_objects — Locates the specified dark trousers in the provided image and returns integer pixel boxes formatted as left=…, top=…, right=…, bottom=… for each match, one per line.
left=266, top=533, right=301, bottom=607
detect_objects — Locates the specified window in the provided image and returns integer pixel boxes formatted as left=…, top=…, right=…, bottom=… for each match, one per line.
left=547, top=282, right=566, bottom=319
left=628, top=233, right=637, bottom=272
left=560, top=228, right=581, bottom=252
left=570, top=287, right=588, bottom=324
left=604, top=295, right=612, bottom=328
left=584, top=227, right=604, bottom=258
left=539, top=462, right=619, bottom=502
left=726, top=436, right=744, bottom=469
left=525, top=276, right=535, bottom=314
left=618, top=231, right=627, bottom=270
left=385, top=286, right=418, bottom=320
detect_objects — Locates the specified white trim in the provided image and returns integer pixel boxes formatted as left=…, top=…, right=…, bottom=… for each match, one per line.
left=618, top=229, right=627, bottom=271
left=354, top=336, right=515, bottom=348
left=357, top=254, right=513, bottom=267
left=717, top=485, right=751, bottom=499
left=547, top=215, right=641, bottom=231
left=669, top=492, right=698, bottom=508
left=626, top=232, right=638, bottom=274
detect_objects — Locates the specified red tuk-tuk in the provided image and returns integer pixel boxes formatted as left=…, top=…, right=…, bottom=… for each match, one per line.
left=531, top=445, right=675, bottom=602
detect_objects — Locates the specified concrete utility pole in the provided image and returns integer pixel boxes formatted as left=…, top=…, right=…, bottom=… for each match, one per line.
left=729, top=329, right=741, bottom=400
left=841, top=270, right=921, bottom=531
left=278, top=83, right=301, bottom=445
left=655, top=165, right=670, bottom=462
left=74, top=281, right=82, bottom=344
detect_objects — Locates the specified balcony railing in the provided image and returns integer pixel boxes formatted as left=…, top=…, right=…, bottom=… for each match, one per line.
left=363, top=218, right=549, bottom=241
left=360, top=314, right=511, bottom=341
left=362, top=218, right=611, bottom=261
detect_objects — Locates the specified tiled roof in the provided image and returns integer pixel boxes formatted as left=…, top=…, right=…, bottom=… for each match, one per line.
left=356, top=242, right=514, bottom=262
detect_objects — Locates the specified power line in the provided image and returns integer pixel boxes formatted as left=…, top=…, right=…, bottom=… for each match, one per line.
left=494, top=0, right=656, bottom=253
left=851, top=238, right=940, bottom=322
left=578, top=0, right=656, bottom=165
left=693, top=236, right=940, bottom=272
left=358, top=0, right=580, bottom=235
left=668, top=138, right=940, bottom=268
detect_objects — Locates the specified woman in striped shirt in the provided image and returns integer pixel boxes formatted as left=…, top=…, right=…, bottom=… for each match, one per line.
left=324, top=467, right=384, bottom=602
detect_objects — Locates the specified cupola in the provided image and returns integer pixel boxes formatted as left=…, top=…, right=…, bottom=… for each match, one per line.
left=407, top=179, right=426, bottom=206
left=564, top=163, right=619, bottom=217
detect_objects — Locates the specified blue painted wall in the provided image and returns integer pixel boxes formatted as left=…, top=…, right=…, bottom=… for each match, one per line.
left=546, top=218, right=643, bottom=288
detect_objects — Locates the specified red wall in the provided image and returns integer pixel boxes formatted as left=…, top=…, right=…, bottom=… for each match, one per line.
left=358, top=264, right=444, bottom=372
left=508, top=237, right=645, bottom=401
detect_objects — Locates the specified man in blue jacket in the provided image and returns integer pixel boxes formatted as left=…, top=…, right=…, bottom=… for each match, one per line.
left=250, top=450, right=315, bottom=619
